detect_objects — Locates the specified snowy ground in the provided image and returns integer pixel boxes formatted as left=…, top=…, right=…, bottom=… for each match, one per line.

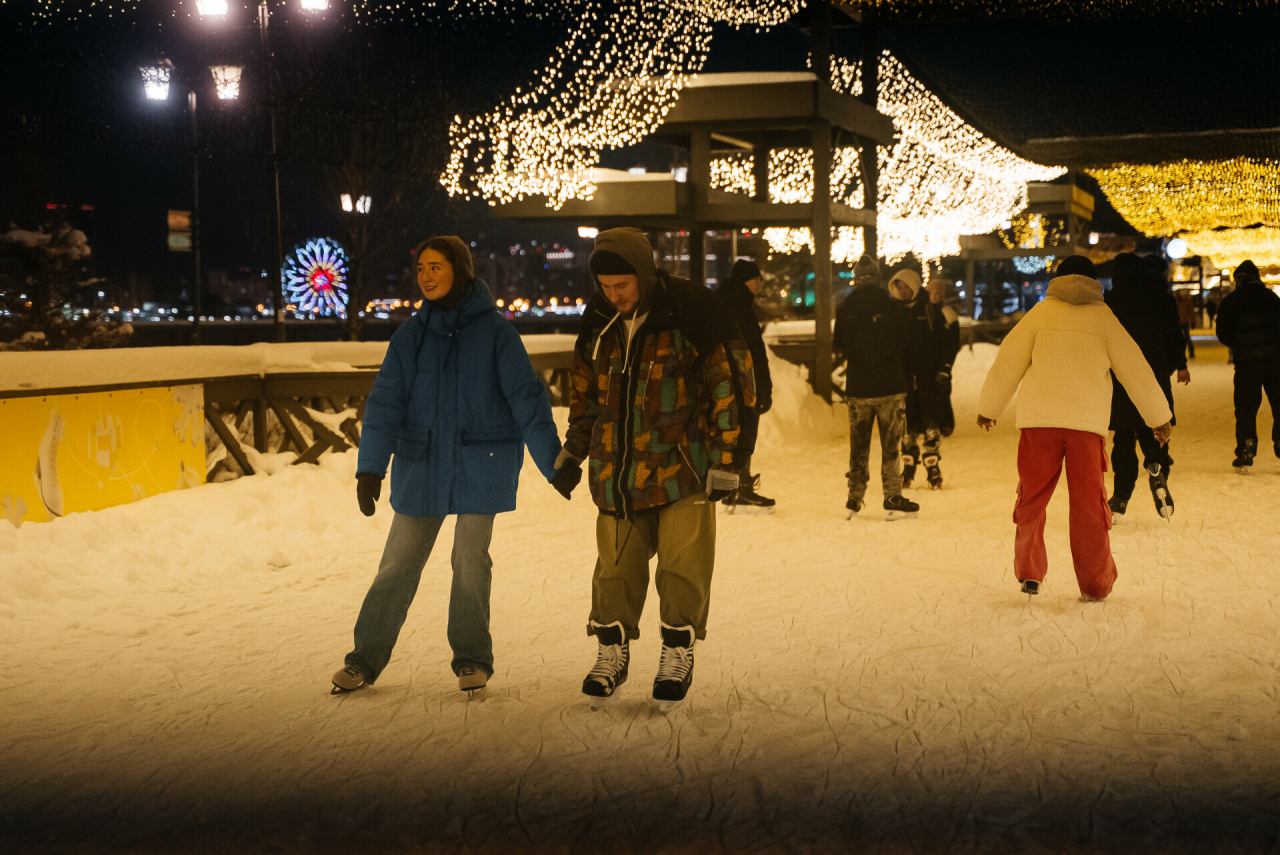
left=3, top=341, right=1279, bottom=854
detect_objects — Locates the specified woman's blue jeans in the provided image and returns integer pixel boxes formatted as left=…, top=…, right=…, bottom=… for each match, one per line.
left=346, top=513, right=495, bottom=683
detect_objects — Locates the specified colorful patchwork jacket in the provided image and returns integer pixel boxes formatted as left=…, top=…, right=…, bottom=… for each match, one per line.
left=565, top=271, right=756, bottom=518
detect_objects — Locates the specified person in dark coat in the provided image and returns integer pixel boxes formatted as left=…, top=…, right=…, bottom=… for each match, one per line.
left=1216, top=259, right=1280, bottom=469
left=889, top=269, right=961, bottom=490
left=1104, top=253, right=1190, bottom=521
left=834, top=255, right=919, bottom=519
left=330, top=236, right=565, bottom=697
left=714, top=259, right=775, bottom=511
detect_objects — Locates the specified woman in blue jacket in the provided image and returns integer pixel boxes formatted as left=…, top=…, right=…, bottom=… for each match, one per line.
left=331, top=236, right=572, bottom=695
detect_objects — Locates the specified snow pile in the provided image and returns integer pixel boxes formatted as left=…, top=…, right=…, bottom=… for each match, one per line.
left=755, top=348, right=847, bottom=449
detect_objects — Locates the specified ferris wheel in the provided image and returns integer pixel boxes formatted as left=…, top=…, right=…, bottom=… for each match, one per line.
left=282, top=237, right=350, bottom=318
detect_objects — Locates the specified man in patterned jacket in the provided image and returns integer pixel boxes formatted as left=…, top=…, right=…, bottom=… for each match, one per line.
left=551, top=227, right=755, bottom=710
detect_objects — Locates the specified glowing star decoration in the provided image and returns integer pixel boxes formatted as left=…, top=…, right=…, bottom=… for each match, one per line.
left=709, top=53, right=1064, bottom=263
left=442, top=0, right=804, bottom=210
left=283, top=238, right=350, bottom=318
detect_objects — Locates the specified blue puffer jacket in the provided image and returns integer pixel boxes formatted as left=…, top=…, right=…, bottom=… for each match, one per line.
left=357, top=278, right=562, bottom=517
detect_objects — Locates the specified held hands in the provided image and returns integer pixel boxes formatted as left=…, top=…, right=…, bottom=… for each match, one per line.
left=1177, top=369, right=1191, bottom=385
left=935, top=369, right=952, bottom=393
left=356, top=472, right=383, bottom=517
left=552, top=456, right=582, bottom=500
left=977, top=415, right=996, bottom=432
left=1153, top=422, right=1173, bottom=446
left=706, top=468, right=740, bottom=503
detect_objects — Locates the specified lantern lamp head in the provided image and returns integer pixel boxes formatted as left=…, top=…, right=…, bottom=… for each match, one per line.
left=141, top=59, right=173, bottom=101
left=300, top=0, right=329, bottom=10
left=209, top=65, right=242, bottom=101
left=196, top=0, right=229, bottom=17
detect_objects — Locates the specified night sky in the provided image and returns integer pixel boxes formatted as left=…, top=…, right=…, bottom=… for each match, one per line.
left=2, top=3, right=1274, bottom=286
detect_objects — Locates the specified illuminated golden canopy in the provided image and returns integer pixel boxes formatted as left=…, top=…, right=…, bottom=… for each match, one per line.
left=1089, top=158, right=1280, bottom=268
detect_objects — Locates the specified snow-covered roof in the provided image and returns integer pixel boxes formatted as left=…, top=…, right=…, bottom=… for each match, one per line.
left=685, top=72, right=819, bottom=88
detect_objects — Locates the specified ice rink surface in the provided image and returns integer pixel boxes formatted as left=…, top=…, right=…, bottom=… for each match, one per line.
left=3, top=341, right=1279, bottom=854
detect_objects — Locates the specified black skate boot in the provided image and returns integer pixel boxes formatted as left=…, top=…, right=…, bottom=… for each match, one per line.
left=1020, top=579, right=1040, bottom=595
left=652, top=624, right=696, bottom=713
left=583, top=622, right=629, bottom=708
left=331, top=663, right=368, bottom=695
left=884, top=494, right=919, bottom=521
left=1146, top=461, right=1174, bottom=520
left=1233, top=439, right=1257, bottom=474
left=1108, top=494, right=1128, bottom=526
left=728, top=474, right=776, bottom=515
left=901, top=453, right=917, bottom=489
left=846, top=496, right=864, bottom=519
left=923, top=454, right=943, bottom=490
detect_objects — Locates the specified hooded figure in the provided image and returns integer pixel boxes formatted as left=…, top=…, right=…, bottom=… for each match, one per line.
left=1216, top=258, right=1280, bottom=468
left=714, top=258, right=776, bottom=511
left=332, top=235, right=564, bottom=698
left=834, top=255, right=919, bottom=520
left=559, top=227, right=756, bottom=710
left=891, top=268, right=961, bottom=490
left=978, top=255, right=1172, bottom=601
left=1103, top=252, right=1188, bottom=520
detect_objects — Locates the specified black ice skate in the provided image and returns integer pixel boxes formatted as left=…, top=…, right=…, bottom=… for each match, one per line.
left=883, top=494, right=919, bottom=521
left=901, top=453, right=917, bottom=489
left=331, top=664, right=367, bottom=695
left=846, top=496, right=864, bottom=520
left=652, top=624, right=696, bottom=713
left=1020, top=579, right=1040, bottom=596
left=923, top=454, right=943, bottom=490
left=1146, top=461, right=1174, bottom=521
left=1108, top=494, right=1128, bottom=526
left=458, top=665, right=488, bottom=697
left=1233, top=439, right=1257, bottom=474
left=726, top=474, right=776, bottom=515
left=583, top=622, right=629, bottom=708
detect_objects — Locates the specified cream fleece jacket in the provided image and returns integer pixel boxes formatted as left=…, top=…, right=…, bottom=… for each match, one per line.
left=977, top=274, right=1172, bottom=437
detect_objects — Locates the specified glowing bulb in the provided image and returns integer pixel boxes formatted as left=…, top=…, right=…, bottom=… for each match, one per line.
left=1166, top=238, right=1189, bottom=260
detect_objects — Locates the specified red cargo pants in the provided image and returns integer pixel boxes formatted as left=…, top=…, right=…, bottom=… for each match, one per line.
left=1013, top=427, right=1117, bottom=599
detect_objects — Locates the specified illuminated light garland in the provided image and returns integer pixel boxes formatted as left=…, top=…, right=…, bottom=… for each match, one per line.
left=711, top=53, right=1063, bottom=263
left=1181, top=227, right=1280, bottom=269
left=442, top=0, right=804, bottom=210
left=1088, top=158, right=1280, bottom=268
left=1088, top=159, right=1280, bottom=235
left=283, top=237, right=350, bottom=318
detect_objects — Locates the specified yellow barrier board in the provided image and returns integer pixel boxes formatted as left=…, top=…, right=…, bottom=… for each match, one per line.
left=0, top=385, right=206, bottom=526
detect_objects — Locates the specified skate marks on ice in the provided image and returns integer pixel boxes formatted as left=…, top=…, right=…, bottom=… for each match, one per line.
left=4, top=355, right=1280, bottom=851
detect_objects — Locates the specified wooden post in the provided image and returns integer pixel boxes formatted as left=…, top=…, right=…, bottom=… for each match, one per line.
left=857, top=12, right=880, bottom=261
left=965, top=258, right=976, bottom=319
left=690, top=130, right=710, bottom=216
left=812, top=117, right=834, bottom=403
left=752, top=144, right=770, bottom=203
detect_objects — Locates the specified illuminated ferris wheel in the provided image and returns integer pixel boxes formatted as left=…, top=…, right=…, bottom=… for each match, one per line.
left=282, top=237, right=350, bottom=318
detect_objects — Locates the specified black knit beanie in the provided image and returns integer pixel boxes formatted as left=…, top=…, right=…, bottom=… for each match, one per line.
left=729, top=259, right=762, bottom=285
left=1235, top=260, right=1261, bottom=282
left=589, top=250, right=637, bottom=277
left=1056, top=255, right=1097, bottom=279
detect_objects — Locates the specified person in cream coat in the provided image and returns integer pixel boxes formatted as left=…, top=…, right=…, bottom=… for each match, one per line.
left=977, top=256, right=1173, bottom=601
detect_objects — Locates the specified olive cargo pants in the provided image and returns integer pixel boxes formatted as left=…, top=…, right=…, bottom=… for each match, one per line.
left=587, top=493, right=716, bottom=641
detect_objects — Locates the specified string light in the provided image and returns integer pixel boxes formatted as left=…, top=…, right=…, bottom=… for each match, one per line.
left=1089, top=158, right=1280, bottom=268
left=711, top=52, right=1063, bottom=263
left=442, top=0, right=804, bottom=210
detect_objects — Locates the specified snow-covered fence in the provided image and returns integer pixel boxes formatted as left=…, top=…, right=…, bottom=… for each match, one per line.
left=0, top=338, right=575, bottom=525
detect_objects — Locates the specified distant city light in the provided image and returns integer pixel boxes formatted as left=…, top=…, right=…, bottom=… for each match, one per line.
left=195, top=0, right=228, bottom=16
left=141, top=60, right=173, bottom=101
left=340, top=194, right=371, bottom=214
left=628, top=166, right=646, bottom=175
left=1088, top=232, right=1100, bottom=245
left=209, top=65, right=242, bottom=100
left=577, top=226, right=599, bottom=239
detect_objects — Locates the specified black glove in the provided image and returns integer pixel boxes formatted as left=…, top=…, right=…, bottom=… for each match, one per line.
left=552, top=458, right=582, bottom=500
left=356, top=472, right=383, bottom=517
left=756, top=395, right=772, bottom=415
left=935, top=368, right=952, bottom=393
left=706, top=468, right=739, bottom=503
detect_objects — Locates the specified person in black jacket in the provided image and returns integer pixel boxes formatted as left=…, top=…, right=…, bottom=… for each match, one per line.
left=1217, top=259, right=1280, bottom=470
left=890, top=269, right=961, bottom=490
left=833, top=254, right=920, bottom=520
left=714, top=259, right=775, bottom=511
left=1104, top=253, right=1190, bottom=521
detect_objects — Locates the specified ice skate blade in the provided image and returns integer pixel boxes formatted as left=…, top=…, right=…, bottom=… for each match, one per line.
left=330, top=684, right=363, bottom=696
left=734, top=505, right=775, bottom=515
left=656, top=699, right=683, bottom=715
left=1234, top=466, right=1251, bottom=475
left=465, top=687, right=487, bottom=700
left=588, top=693, right=616, bottom=710
left=1079, top=595, right=1106, bottom=603
left=724, top=504, right=736, bottom=515
left=885, top=510, right=918, bottom=521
